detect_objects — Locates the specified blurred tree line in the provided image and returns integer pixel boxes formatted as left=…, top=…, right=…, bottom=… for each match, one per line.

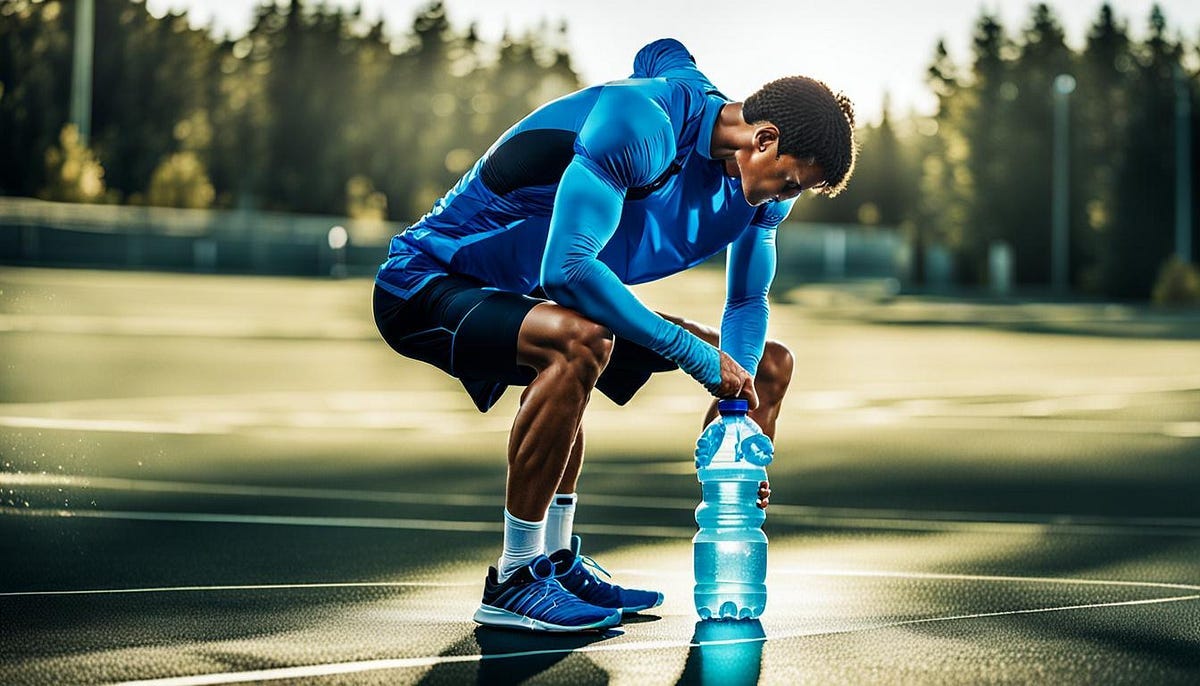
left=1, top=1, right=1197, bottom=298
left=0, top=0, right=579, bottom=220
left=794, top=3, right=1199, bottom=299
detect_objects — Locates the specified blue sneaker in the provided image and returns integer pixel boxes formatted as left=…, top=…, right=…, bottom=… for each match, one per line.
left=550, top=536, right=664, bottom=614
left=473, top=555, right=622, bottom=632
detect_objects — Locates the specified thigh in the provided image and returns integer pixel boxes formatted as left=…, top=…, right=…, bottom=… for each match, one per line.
left=514, top=301, right=585, bottom=371
left=373, top=276, right=541, bottom=385
left=586, top=309, right=716, bottom=407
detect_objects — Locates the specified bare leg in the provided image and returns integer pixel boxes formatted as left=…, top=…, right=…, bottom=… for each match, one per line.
left=505, top=303, right=612, bottom=522
left=558, top=424, right=585, bottom=495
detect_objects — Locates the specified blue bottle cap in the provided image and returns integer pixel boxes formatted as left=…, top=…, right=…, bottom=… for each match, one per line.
left=717, top=398, right=749, bottom=414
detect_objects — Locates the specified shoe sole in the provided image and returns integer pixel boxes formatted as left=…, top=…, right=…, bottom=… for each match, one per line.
left=473, top=604, right=621, bottom=632
left=620, top=592, right=665, bottom=615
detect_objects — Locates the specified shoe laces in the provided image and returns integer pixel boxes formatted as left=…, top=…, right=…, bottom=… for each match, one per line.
left=573, top=553, right=611, bottom=580
left=521, top=556, right=570, bottom=614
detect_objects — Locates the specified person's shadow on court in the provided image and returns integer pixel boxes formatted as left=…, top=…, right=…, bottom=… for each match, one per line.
left=675, top=619, right=766, bottom=686
left=417, top=625, right=624, bottom=685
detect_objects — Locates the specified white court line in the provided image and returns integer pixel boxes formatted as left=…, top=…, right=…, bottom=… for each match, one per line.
left=108, top=594, right=1200, bottom=686
left=0, top=473, right=503, bottom=507
left=760, top=517, right=1200, bottom=537
left=777, top=568, right=1200, bottom=593
left=5, top=504, right=1199, bottom=539
left=0, top=580, right=475, bottom=598
left=7, top=472, right=1200, bottom=535
left=0, top=507, right=695, bottom=539
left=6, top=568, right=1199, bottom=599
left=857, top=415, right=1200, bottom=438
left=1, top=374, right=1197, bottom=437
left=0, top=416, right=215, bottom=435
left=5, top=412, right=1197, bottom=437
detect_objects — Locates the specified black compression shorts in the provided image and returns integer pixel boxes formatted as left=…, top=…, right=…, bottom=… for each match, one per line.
left=373, top=275, right=679, bottom=412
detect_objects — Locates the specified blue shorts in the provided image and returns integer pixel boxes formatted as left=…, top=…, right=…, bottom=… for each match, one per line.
left=373, top=275, right=679, bottom=412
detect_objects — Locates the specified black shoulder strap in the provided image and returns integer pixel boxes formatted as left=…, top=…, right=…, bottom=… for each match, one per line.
left=625, top=162, right=682, bottom=201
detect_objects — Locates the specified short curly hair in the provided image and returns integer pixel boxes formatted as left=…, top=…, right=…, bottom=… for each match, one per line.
left=743, top=76, right=857, bottom=197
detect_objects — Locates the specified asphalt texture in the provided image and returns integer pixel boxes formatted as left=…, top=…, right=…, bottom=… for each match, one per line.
left=1, top=267, right=1199, bottom=685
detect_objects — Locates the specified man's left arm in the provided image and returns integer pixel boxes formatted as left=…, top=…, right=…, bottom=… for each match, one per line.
left=720, top=199, right=794, bottom=375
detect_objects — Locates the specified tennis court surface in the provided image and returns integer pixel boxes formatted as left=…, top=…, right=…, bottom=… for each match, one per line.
left=2, top=267, right=1199, bottom=684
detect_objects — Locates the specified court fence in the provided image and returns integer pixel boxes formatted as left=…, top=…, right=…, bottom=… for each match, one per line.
left=0, top=197, right=924, bottom=285
left=0, top=197, right=399, bottom=277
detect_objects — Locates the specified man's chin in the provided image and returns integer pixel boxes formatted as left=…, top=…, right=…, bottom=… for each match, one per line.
left=741, top=190, right=767, bottom=207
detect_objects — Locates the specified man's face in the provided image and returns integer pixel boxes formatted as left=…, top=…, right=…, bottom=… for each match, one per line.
left=732, top=127, right=827, bottom=206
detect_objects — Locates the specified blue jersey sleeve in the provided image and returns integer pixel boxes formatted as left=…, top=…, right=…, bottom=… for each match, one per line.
left=540, top=91, right=721, bottom=392
left=721, top=199, right=795, bottom=377
left=575, top=85, right=676, bottom=188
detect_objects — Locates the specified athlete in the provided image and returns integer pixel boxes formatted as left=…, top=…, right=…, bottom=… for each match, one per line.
left=374, top=38, right=856, bottom=632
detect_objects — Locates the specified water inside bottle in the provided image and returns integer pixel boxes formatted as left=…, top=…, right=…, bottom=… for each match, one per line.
left=693, top=541, right=767, bottom=619
left=694, top=410, right=770, bottom=620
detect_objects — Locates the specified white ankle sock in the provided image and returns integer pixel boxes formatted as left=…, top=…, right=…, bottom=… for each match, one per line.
left=497, top=509, right=546, bottom=582
left=545, top=493, right=577, bottom=554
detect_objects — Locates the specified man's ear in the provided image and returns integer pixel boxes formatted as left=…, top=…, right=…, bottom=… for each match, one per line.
left=753, top=125, right=780, bottom=153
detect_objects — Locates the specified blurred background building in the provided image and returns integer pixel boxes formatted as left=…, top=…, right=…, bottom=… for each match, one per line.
left=0, top=0, right=1197, bottom=302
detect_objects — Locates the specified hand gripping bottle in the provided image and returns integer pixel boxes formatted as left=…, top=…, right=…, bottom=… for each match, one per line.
left=692, top=398, right=774, bottom=620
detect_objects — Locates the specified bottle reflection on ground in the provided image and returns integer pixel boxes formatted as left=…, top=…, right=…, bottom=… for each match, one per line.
left=675, top=619, right=766, bottom=686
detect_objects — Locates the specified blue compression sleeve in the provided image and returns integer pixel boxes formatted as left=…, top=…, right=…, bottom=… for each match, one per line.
left=720, top=198, right=792, bottom=377
left=541, top=156, right=722, bottom=391
left=720, top=224, right=776, bottom=377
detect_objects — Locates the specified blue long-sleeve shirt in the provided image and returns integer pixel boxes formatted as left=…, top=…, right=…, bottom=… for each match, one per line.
left=376, top=38, right=795, bottom=388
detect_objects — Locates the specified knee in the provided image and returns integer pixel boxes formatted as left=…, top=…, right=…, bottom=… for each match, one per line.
left=757, top=340, right=794, bottom=399
left=550, top=316, right=614, bottom=382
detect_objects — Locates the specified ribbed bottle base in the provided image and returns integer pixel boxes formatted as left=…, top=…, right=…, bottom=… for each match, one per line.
left=694, top=587, right=766, bottom=620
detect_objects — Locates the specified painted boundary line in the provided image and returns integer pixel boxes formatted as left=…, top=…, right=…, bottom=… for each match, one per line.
left=4, top=503, right=1200, bottom=539
left=5, top=568, right=1198, bottom=599
left=3, top=413, right=1199, bottom=437
left=5, top=473, right=1200, bottom=536
left=0, top=507, right=695, bottom=540
left=106, top=594, right=1200, bottom=686
left=0, top=580, right=475, bottom=598
left=780, top=568, right=1200, bottom=593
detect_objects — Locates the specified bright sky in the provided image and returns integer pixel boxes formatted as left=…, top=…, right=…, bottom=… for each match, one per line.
left=147, top=0, right=1200, bottom=125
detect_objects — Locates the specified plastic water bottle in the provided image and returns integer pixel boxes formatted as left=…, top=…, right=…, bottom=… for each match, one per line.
left=692, top=398, right=774, bottom=620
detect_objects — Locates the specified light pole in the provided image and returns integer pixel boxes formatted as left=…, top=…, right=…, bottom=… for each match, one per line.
left=70, top=0, right=95, bottom=145
left=1052, top=73, right=1075, bottom=295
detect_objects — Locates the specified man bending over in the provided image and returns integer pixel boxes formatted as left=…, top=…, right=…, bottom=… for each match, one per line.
left=374, top=38, right=857, bottom=632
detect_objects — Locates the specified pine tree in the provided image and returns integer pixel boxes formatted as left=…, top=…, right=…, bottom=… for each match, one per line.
left=1077, top=3, right=1135, bottom=293
left=1005, top=3, right=1072, bottom=286
left=960, top=11, right=1013, bottom=285
left=0, top=0, right=73, bottom=196
left=914, top=39, right=972, bottom=286
left=1108, top=5, right=1182, bottom=297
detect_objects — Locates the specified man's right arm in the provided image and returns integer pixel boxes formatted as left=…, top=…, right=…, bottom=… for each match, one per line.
left=538, top=85, right=760, bottom=398
left=541, top=155, right=723, bottom=393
